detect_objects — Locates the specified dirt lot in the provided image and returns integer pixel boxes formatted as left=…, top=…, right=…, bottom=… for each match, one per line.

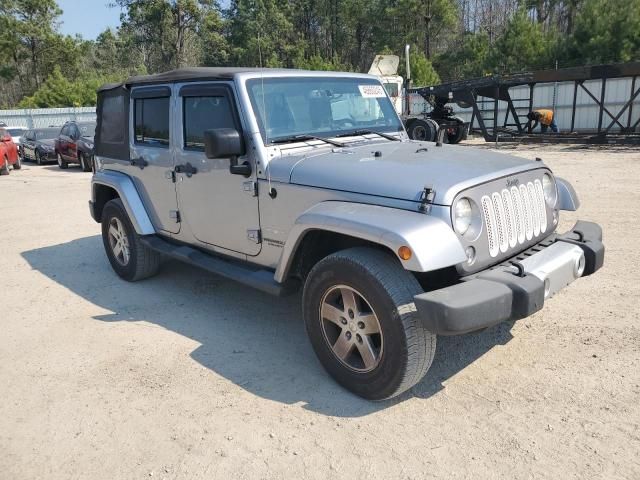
left=1, top=144, right=639, bottom=480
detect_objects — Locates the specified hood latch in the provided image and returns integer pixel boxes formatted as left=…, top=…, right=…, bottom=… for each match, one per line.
left=419, top=185, right=436, bottom=213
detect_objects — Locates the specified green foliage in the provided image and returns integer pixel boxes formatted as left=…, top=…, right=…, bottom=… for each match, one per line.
left=487, top=9, right=555, bottom=73
left=435, top=32, right=490, bottom=81
left=565, top=0, right=640, bottom=64
left=1, top=0, right=638, bottom=108
left=399, top=49, right=441, bottom=86
left=18, top=67, right=119, bottom=108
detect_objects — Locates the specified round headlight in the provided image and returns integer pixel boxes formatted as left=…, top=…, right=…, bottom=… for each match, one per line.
left=542, top=173, right=557, bottom=206
left=454, top=197, right=473, bottom=235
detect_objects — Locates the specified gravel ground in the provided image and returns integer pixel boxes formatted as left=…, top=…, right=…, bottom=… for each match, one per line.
left=1, top=144, right=639, bottom=480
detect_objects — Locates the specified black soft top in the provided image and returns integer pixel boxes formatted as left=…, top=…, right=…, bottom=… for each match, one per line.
left=98, top=67, right=291, bottom=92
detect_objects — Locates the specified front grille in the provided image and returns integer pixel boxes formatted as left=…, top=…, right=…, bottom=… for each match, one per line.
left=481, top=180, right=547, bottom=257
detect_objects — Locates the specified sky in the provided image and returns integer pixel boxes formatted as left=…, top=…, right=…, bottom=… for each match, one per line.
left=56, top=0, right=231, bottom=40
left=57, top=0, right=123, bottom=40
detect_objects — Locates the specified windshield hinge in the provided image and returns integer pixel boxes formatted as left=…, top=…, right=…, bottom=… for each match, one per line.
left=247, top=229, right=262, bottom=244
left=165, top=170, right=176, bottom=183
left=419, top=185, right=435, bottom=213
left=243, top=180, right=258, bottom=197
left=169, top=210, right=181, bottom=223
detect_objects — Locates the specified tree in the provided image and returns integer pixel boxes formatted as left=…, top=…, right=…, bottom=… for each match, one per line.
left=399, top=48, right=441, bottom=86
left=564, top=0, right=640, bottom=64
left=435, top=31, right=490, bottom=81
left=487, top=8, right=555, bottom=73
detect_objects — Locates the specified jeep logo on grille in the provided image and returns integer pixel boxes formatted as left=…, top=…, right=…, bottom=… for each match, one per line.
left=506, top=178, right=520, bottom=188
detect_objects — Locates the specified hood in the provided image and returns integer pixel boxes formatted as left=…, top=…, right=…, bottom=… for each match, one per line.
left=81, top=135, right=94, bottom=143
left=272, top=141, right=544, bottom=205
left=40, top=138, right=56, bottom=146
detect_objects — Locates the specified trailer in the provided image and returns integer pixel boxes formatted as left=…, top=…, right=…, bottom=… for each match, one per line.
left=414, top=62, right=640, bottom=145
left=369, top=46, right=469, bottom=144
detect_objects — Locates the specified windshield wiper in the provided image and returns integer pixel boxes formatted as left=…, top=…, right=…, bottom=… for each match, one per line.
left=270, top=134, right=345, bottom=148
left=335, top=129, right=401, bottom=141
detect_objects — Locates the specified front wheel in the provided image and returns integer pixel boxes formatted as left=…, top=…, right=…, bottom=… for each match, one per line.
left=79, top=152, right=92, bottom=172
left=36, top=151, right=43, bottom=165
left=101, top=199, right=161, bottom=281
left=13, top=154, right=21, bottom=170
left=0, top=156, right=10, bottom=175
left=406, top=118, right=437, bottom=142
left=57, top=152, right=68, bottom=169
left=303, top=247, right=436, bottom=400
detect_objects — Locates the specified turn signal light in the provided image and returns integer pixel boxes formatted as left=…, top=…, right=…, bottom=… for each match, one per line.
left=398, top=246, right=412, bottom=261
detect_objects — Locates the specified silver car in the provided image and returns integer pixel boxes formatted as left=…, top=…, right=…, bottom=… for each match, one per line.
left=89, top=68, right=604, bottom=400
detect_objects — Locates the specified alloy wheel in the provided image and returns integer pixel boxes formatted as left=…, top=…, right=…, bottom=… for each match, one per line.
left=319, top=285, right=384, bottom=372
left=108, top=217, right=131, bottom=266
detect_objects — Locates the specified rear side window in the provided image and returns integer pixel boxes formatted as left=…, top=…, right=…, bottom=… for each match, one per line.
left=134, top=97, right=170, bottom=147
left=183, top=96, right=236, bottom=150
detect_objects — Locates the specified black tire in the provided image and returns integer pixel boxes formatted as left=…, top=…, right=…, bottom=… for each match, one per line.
left=57, top=152, right=68, bottom=169
left=303, top=247, right=436, bottom=400
left=13, top=154, right=21, bottom=170
left=36, top=150, right=43, bottom=165
left=406, top=118, right=437, bottom=142
left=445, top=124, right=465, bottom=144
left=0, top=156, right=10, bottom=175
left=101, top=198, right=161, bottom=281
left=79, top=152, right=92, bottom=172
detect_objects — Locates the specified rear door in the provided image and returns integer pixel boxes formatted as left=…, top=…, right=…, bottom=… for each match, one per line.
left=128, top=85, right=180, bottom=234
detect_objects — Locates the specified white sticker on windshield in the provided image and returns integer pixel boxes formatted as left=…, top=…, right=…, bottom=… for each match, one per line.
left=358, top=84, right=387, bottom=98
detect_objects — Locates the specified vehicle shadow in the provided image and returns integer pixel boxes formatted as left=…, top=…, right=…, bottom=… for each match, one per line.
left=41, top=165, right=86, bottom=172
left=22, top=235, right=515, bottom=417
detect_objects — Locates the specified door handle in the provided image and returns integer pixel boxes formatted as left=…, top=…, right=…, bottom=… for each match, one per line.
left=175, top=162, right=197, bottom=177
left=130, top=156, right=148, bottom=169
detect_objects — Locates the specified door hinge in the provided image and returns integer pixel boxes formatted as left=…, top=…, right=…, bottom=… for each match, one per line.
left=247, top=229, right=262, bottom=244
left=165, top=170, right=176, bottom=183
left=419, top=185, right=436, bottom=213
left=243, top=180, right=258, bottom=197
left=169, top=210, right=181, bottom=223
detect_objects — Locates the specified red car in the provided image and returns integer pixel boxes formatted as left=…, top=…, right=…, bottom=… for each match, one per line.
left=0, top=128, right=21, bottom=175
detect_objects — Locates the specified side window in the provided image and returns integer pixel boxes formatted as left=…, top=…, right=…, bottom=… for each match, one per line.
left=134, top=97, right=170, bottom=147
left=183, top=95, right=236, bottom=150
left=70, top=125, right=80, bottom=139
left=60, top=125, right=70, bottom=136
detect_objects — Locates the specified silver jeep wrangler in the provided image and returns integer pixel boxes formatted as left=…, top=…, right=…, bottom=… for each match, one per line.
left=90, top=68, right=604, bottom=400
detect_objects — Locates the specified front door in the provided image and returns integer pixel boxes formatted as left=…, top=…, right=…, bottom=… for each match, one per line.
left=128, top=85, right=180, bottom=234
left=175, top=83, right=261, bottom=256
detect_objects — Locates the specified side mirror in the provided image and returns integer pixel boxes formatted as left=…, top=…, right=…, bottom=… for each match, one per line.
left=204, top=128, right=245, bottom=159
left=1, top=134, right=12, bottom=142
left=204, top=128, right=251, bottom=177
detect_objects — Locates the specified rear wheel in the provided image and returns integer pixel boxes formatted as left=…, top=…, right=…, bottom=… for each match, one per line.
left=0, top=156, right=10, bottom=175
left=303, top=247, right=436, bottom=400
left=101, top=198, right=161, bottom=281
left=406, top=118, right=437, bottom=142
left=57, top=152, right=68, bottom=169
left=79, top=152, right=92, bottom=172
left=445, top=123, right=466, bottom=144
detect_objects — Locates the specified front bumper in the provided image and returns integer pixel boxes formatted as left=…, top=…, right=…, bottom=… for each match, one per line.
left=414, top=220, right=604, bottom=335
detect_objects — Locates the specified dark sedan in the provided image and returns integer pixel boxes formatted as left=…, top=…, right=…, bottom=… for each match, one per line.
left=20, top=128, right=60, bottom=165
left=55, top=121, right=96, bottom=171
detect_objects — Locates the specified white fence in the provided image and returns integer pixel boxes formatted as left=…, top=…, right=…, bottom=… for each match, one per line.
left=0, top=107, right=96, bottom=129
left=408, top=77, right=640, bottom=133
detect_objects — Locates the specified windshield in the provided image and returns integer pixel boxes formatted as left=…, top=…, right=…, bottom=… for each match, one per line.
left=8, top=128, right=24, bottom=136
left=246, top=77, right=403, bottom=144
left=34, top=128, right=59, bottom=140
left=78, top=123, right=96, bottom=137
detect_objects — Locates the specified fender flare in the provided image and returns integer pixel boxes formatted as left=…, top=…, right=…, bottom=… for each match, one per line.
left=91, top=170, right=155, bottom=235
left=274, top=201, right=467, bottom=283
left=556, top=177, right=580, bottom=211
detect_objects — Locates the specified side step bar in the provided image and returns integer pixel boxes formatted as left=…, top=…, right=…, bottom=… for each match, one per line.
left=140, top=235, right=297, bottom=296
